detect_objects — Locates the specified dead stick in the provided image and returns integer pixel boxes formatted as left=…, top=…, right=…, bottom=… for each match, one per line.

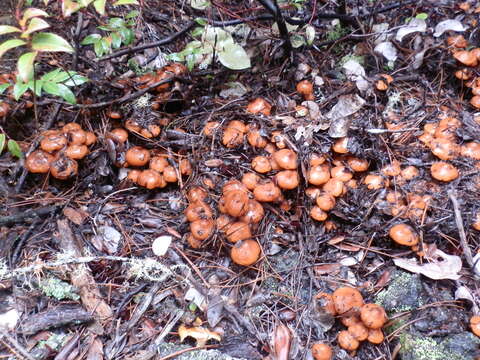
left=448, top=190, right=474, bottom=269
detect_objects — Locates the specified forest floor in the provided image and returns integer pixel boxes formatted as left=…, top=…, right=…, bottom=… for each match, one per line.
left=1, top=0, right=480, bottom=359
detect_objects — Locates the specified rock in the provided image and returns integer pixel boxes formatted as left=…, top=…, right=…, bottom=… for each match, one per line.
left=375, top=271, right=425, bottom=312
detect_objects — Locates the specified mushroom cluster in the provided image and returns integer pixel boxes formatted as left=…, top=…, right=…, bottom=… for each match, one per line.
left=184, top=186, right=216, bottom=249
left=217, top=179, right=262, bottom=266
left=307, top=138, right=369, bottom=222
left=316, top=287, right=387, bottom=353
left=133, top=62, right=187, bottom=108
left=447, top=35, right=480, bottom=109
left=107, top=111, right=168, bottom=140
left=25, top=123, right=96, bottom=179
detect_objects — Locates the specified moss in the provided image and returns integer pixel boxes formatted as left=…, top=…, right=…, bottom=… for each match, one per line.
left=399, top=333, right=474, bottom=360
left=339, top=54, right=365, bottom=67
left=38, top=277, right=79, bottom=301
left=375, top=271, right=425, bottom=313
left=157, top=342, right=247, bottom=360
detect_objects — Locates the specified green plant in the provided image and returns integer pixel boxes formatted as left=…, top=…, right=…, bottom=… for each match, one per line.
left=81, top=11, right=138, bottom=57
left=0, top=7, right=74, bottom=84
left=0, top=133, right=23, bottom=159
left=60, top=0, right=138, bottom=18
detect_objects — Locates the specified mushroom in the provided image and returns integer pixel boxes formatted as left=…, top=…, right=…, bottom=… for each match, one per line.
left=247, top=129, right=268, bottom=148
left=187, top=186, right=208, bottom=203
left=310, top=153, right=326, bottom=166
left=216, top=215, right=233, bottom=233
left=179, top=159, right=192, bottom=176
left=241, top=172, right=260, bottom=190
left=62, top=122, right=82, bottom=133
left=65, top=128, right=87, bottom=145
left=224, top=190, right=249, bottom=217
left=367, top=328, right=384, bottom=344
left=470, top=315, right=480, bottom=337
left=25, top=150, right=54, bottom=173
left=348, top=322, right=369, bottom=341
left=149, top=156, right=169, bottom=172
left=296, top=80, right=314, bottom=100
left=314, top=292, right=336, bottom=315
left=310, top=206, right=328, bottom=221
left=308, top=165, right=331, bottom=185
left=252, top=156, right=272, bottom=173
left=85, top=131, right=97, bottom=146
left=126, top=146, right=151, bottom=167
left=275, top=170, right=299, bottom=190
left=331, top=166, right=353, bottom=182
left=446, top=35, right=468, bottom=48
left=273, top=149, right=298, bottom=170
left=332, top=137, right=349, bottom=154
left=401, top=166, right=419, bottom=180
left=337, top=330, right=359, bottom=351
left=137, top=169, right=162, bottom=189
left=453, top=50, right=478, bottom=67
left=246, top=98, right=271, bottom=116
left=203, top=121, right=221, bottom=137
left=163, top=165, right=178, bottom=183
left=322, top=178, right=344, bottom=197
left=184, top=201, right=213, bottom=222
left=239, top=200, right=265, bottom=224
left=65, top=144, right=89, bottom=160
left=332, top=287, right=364, bottom=315
left=108, top=128, right=129, bottom=143
left=231, top=239, right=261, bottom=266
left=40, top=131, right=67, bottom=153
left=127, top=169, right=141, bottom=183
left=316, top=193, right=336, bottom=211
left=430, top=162, right=459, bottom=182
left=363, top=174, right=385, bottom=190
left=311, top=343, right=333, bottom=360
left=381, top=160, right=401, bottom=177
left=360, top=303, right=387, bottom=329
left=389, top=224, right=419, bottom=247
left=470, top=96, right=480, bottom=109
left=223, top=179, right=248, bottom=194
left=190, top=219, right=215, bottom=240
left=430, top=138, right=459, bottom=160
left=253, top=181, right=282, bottom=202
left=50, top=155, right=78, bottom=179
left=223, top=127, right=244, bottom=148
left=226, top=221, right=251, bottom=243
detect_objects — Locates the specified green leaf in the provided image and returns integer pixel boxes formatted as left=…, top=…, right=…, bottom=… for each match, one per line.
left=217, top=43, right=250, bottom=70
left=43, top=82, right=76, bottom=104
left=118, top=27, right=134, bottom=45
left=0, top=134, right=5, bottom=154
left=27, top=79, right=43, bottom=96
left=32, top=33, right=74, bottom=53
left=114, top=0, right=139, bottom=5
left=17, top=51, right=37, bottom=83
left=93, top=0, right=106, bottom=15
left=195, top=18, right=207, bottom=26
left=190, top=0, right=210, bottom=10
left=79, top=0, right=95, bottom=6
left=21, top=17, right=50, bottom=38
left=415, top=13, right=428, bottom=20
left=20, top=8, right=49, bottom=27
left=81, top=34, right=101, bottom=45
left=0, top=25, right=21, bottom=36
left=108, top=18, right=126, bottom=29
left=13, top=82, right=29, bottom=100
left=62, top=0, right=82, bottom=17
left=191, top=27, right=204, bottom=38
left=0, top=39, right=26, bottom=58
left=111, top=32, right=122, bottom=48
left=41, top=68, right=65, bottom=82
left=63, top=74, right=88, bottom=87
left=305, top=25, right=315, bottom=45
left=125, top=10, right=140, bottom=19
left=7, top=140, right=23, bottom=159
left=0, top=83, right=10, bottom=94
left=93, top=40, right=104, bottom=56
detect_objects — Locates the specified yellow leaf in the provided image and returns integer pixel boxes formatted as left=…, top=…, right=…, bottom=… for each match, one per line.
left=178, top=324, right=221, bottom=347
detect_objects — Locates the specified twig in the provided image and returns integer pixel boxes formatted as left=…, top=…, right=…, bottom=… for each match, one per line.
left=0, top=205, right=58, bottom=226
left=0, top=329, right=35, bottom=360
left=448, top=190, right=474, bottom=269
left=258, top=0, right=292, bottom=60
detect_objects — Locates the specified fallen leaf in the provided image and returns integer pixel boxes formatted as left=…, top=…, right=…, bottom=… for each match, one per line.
left=433, top=19, right=466, bottom=37
left=178, top=323, right=221, bottom=347
left=393, top=248, right=462, bottom=280
left=374, top=41, right=398, bottom=62
left=152, top=235, right=172, bottom=257
left=326, top=94, right=365, bottom=138
left=395, top=18, right=427, bottom=42
left=63, top=207, right=88, bottom=225
left=273, top=322, right=291, bottom=360
left=342, top=60, right=369, bottom=91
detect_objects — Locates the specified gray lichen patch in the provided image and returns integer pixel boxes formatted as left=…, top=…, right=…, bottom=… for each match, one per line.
left=375, top=271, right=425, bottom=313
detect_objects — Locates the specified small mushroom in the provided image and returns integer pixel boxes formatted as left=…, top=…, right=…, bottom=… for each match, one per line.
left=389, top=223, right=419, bottom=246
left=241, top=172, right=260, bottom=190
left=40, top=131, right=67, bottom=153
left=470, top=315, right=480, bottom=337
left=311, top=343, right=333, bottom=360
left=186, top=186, right=208, bottom=203
left=190, top=219, right=215, bottom=240
left=246, top=98, right=271, bottom=116
left=137, top=169, right=162, bottom=189
left=231, top=239, right=261, bottom=266
left=275, top=170, right=299, bottom=190
left=253, top=181, right=282, bottom=202
left=273, top=149, right=298, bottom=170
left=430, top=161, right=459, bottom=182
left=308, top=165, right=331, bottom=185
left=226, top=221, right=251, bottom=243
left=310, top=206, right=328, bottom=221
left=224, top=190, right=249, bottom=217
left=316, top=193, right=336, bottom=211
left=348, top=322, right=369, bottom=341
left=50, top=155, right=78, bottom=179
left=296, top=80, right=314, bottom=100
left=337, top=330, right=359, bottom=351
left=239, top=200, right=265, bottom=224
left=360, top=303, right=387, bottom=329
left=126, top=146, right=151, bottom=167
left=108, top=128, right=129, bottom=143
left=150, top=156, right=169, bottom=172
left=454, top=50, right=478, bottom=67
left=25, top=150, right=54, bottom=173
left=65, top=144, right=89, bottom=160
left=367, top=328, right=384, bottom=344
left=332, top=137, right=349, bottom=154
left=332, top=287, right=364, bottom=315
left=252, top=156, right=272, bottom=173
left=184, top=201, right=213, bottom=222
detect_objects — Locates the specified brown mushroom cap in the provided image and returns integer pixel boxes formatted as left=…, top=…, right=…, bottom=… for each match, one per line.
left=275, top=170, right=300, bottom=190
left=246, top=98, right=271, bottom=116
left=62, top=122, right=82, bottom=133
left=242, top=172, right=261, bottom=190
left=190, top=219, right=215, bottom=240
left=226, top=221, right=251, bottom=243
left=461, top=142, right=480, bottom=160
left=314, top=292, right=336, bottom=315
left=65, top=144, right=89, bottom=160
left=311, top=343, right=333, bottom=360
left=127, top=169, right=141, bottom=183
left=430, top=138, right=459, bottom=160
left=231, top=239, right=261, bottom=266
left=163, top=165, right=178, bottom=183
left=273, top=149, right=298, bottom=170
left=360, top=303, right=387, bottom=329
left=252, top=156, right=272, bottom=173
left=25, top=150, right=54, bottom=173
left=332, top=287, right=364, bottom=315
left=179, top=159, right=192, bottom=176
left=363, top=174, right=385, bottom=190
left=108, top=128, right=129, bottom=143
left=470, top=315, right=480, bottom=337
left=85, top=131, right=97, bottom=146
left=203, top=121, right=221, bottom=137
left=367, top=328, right=384, bottom=344
left=331, top=165, right=353, bottom=182
left=184, top=201, right=213, bottom=222
left=137, top=169, right=162, bottom=189
left=223, top=179, right=248, bottom=194
left=149, top=156, right=169, bottom=172
left=348, top=322, right=369, bottom=341
left=224, top=190, right=249, bottom=217
left=471, top=96, right=480, bottom=109
left=65, top=128, right=87, bottom=145
left=222, top=127, right=244, bottom=148
left=308, top=165, right=331, bottom=185
left=50, top=155, right=78, bottom=180
left=187, top=186, right=208, bottom=203
left=239, top=199, right=265, bottom=224
left=216, top=214, right=233, bottom=233
left=310, top=206, right=328, bottom=221
left=322, top=178, right=344, bottom=197
left=125, top=146, right=151, bottom=167
left=337, top=330, right=360, bottom=351
left=454, top=50, right=478, bottom=67
left=40, top=131, right=67, bottom=153
left=430, top=162, right=459, bottom=182
left=389, top=224, right=419, bottom=246
left=253, top=181, right=282, bottom=202
left=316, top=193, right=336, bottom=211
left=332, top=137, right=349, bottom=154
left=296, top=80, right=314, bottom=100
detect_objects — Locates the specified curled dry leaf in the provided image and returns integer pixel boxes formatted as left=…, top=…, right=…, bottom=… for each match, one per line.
left=273, top=322, right=291, bottom=360
left=326, top=94, right=365, bottom=138
left=433, top=19, right=466, bottom=37
left=393, top=248, right=462, bottom=280
left=374, top=41, right=398, bottom=62
left=178, top=323, right=221, bottom=347
left=395, top=18, right=427, bottom=42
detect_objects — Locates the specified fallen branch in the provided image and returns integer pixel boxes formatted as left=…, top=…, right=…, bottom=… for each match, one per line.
left=448, top=190, right=474, bottom=269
